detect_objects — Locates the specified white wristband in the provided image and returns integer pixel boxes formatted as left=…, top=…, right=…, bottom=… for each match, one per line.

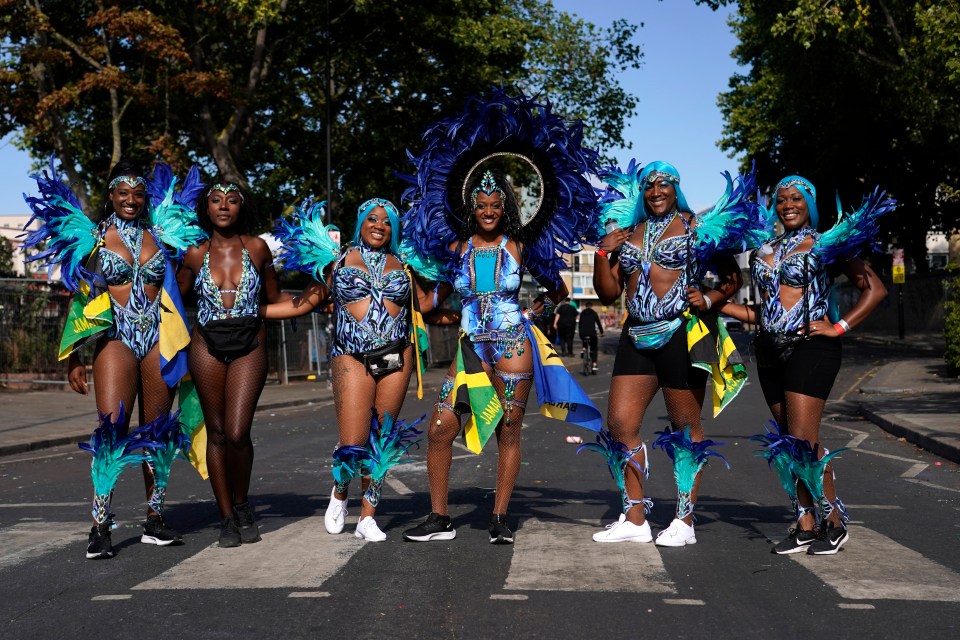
left=703, top=295, right=713, bottom=310
left=836, top=318, right=851, bottom=333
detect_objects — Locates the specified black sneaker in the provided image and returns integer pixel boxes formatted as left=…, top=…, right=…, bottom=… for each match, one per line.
left=807, top=522, right=849, bottom=555
left=403, top=513, right=457, bottom=542
left=86, top=523, right=115, bottom=559
left=772, top=527, right=817, bottom=555
left=141, top=515, right=184, bottom=546
left=219, top=516, right=242, bottom=548
left=488, top=514, right=514, bottom=545
left=233, top=502, right=262, bottom=544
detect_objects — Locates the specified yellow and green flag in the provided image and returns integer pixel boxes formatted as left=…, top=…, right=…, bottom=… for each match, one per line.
left=177, top=376, right=209, bottom=479
left=685, top=310, right=747, bottom=417
left=454, top=335, right=503, bottom=453
left=58, top=274, right=112, bottom=361
left=407, top=267, right=430, bottom=399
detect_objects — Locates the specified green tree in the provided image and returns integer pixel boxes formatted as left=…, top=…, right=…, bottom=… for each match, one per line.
left=1, top=0, right=641, bottom=230
left=696, top=0, right=960, bottom=269
left=0, top=236, right=16, bottom=277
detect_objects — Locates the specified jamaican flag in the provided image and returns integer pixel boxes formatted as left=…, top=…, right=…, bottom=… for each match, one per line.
left=407, top=267, right=430, bottom=399
left=58, top=260, right=112, bottom=360
left=685, top=310, right=747, bottom=417
left=177, top=376, right=209, bottom=479
left=453, top=334, right=503, bottom=453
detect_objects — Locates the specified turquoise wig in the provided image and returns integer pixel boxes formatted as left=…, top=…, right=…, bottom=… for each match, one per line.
left=638, top=161, right=692, bottom=216
left=353, top=197, right=401, bottom=254
left=774, top=175, right=819, bottom=229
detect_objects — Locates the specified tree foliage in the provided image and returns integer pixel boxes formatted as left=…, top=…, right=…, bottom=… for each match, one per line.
left=697, top=0, right=960, bottom=269
left=0, top=0, right=641, bottom=231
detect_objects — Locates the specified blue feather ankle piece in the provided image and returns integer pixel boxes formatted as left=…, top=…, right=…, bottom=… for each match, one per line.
left=78, top=402, right=161, bottom=521
left=750, top=420, right=799, bottom=502
left=331, top=444, right=370, bottom=487
left=652, top=426, right=729, bottom=495
left=367, top=411, right=424, bottom=483
left=143, top=410, right=190, bottom=513
left=577, top=429, right=648, bottom=514
left=786, top=438, right=848, bottom=512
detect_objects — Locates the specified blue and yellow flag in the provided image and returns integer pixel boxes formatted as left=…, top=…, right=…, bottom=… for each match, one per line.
left=177, top=376, right=208, bottom=480
left=685, top=310, right=747, bottom=417
left=527, top=324, right=603, bottom=432
left=454, top=335, right=503, bottom=453
left=158, top=257, right=191, bottom=387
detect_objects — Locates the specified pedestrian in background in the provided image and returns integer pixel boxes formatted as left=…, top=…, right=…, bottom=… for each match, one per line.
left=554, top=297, right=578, bottom=356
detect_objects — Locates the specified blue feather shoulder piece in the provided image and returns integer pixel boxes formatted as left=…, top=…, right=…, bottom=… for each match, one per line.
left=273, top=199, right=341, bottom=281
left=692, top=164, right=767, bottom=260
left=398, top=238, right=446, bottom=282
left=146, top=163, right=207, bottom=257
left=400, top=87, right=601, bottom=291
left=20, top=156, right=99, bottom=293
left=811, top=187, right=896, bottom=266
left=591, top=159, right=644, bottom=243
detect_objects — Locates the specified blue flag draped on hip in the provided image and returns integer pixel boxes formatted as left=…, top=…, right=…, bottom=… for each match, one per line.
left=158, top=256, right=191, bottom=387
left=527, top=323, right=602, bottom=432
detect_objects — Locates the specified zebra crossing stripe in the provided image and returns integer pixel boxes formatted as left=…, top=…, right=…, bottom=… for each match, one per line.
left=132, top=516, right=365, bottom=590
left=0, top=522, right=88, bottom=570
left=761, top=524, right=960, bottom=602
left=502, top=518, right=677, bottom=594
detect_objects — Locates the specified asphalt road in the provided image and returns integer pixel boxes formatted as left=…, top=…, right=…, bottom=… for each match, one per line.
left=1, top=336, right=958, bottom=639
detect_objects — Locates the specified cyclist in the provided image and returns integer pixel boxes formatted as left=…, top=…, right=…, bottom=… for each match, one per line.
left=578, top=300, right=604, bottom=374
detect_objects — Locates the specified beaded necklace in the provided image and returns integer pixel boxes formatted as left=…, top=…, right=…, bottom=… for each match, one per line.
left=111, top=213, right=144, bottom=261
left=642, top=211, right=677, bottom=261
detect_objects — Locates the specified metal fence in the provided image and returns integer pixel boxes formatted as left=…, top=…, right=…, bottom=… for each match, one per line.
left=0, top=279, right=460, bottom=388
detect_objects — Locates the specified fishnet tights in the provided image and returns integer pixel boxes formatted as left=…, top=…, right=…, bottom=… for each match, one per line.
left=189, top=329, right=267, bottom=519
left=426, top=342, right=534, bottom=516
left=92, top=338, right=175, bottom=519
left=330, top=347, right=414, bottom=518
left=607, top=374, right=707, bottom=525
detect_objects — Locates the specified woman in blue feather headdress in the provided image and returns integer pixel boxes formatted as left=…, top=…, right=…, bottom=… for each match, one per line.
left=22, top=158, right=205, bottom=559
left=591, top=160, right=753, bottom=548
left=177, top=182, right=290, bottom=548
left=262, top=197, right=452, bottom=542
left=718, top=175, right=893, bottom=555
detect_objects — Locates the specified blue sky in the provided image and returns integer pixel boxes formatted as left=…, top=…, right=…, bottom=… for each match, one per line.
left=1, top=0, right=742, bottom=216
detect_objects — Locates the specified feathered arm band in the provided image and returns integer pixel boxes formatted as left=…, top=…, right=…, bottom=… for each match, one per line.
left=146, top=163, right=207, bottom=257
left=273, top=199, right=340, bottom=281
left=811, top=187, right=896, bottom=266
left=692, top=164, right=768, bottom=261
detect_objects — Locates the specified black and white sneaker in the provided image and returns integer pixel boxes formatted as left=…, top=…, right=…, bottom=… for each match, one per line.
left=141, top=515, right=184, bottom=546
left=807, top=522, right=849, bottom=555
left=488, top=514, right=514, bottom=545
left=403, top=513, right=457, bottom=542
left=772, top=527, right=817, bottom=555
left=233, top=502, right=262, bottom=544
left=86, top=523, right=115, bottom=559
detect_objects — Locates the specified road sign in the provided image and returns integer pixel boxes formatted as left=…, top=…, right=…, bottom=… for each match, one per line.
left=892, top=265, right=905, bottom=284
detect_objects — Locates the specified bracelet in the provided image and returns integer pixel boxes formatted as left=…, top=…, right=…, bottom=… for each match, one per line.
left=595, top=248, right=608, bottom=259
left=703, top=295, right=713, bottom=310
left=834, top=318, right=850, bottom=335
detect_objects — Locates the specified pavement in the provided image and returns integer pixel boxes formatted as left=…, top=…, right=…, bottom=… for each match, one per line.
left=1, top=332, right=958, bottom=463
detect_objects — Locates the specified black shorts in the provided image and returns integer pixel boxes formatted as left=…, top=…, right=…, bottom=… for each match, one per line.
left=757, top=336, right=842, bottom=404
left=611, top=319, right=707, bottom=390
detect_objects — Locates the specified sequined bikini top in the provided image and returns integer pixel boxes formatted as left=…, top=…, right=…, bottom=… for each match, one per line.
left=617, top=212, right=693, bottom=275
left=98, top=215, right=166, bottom=287
left=195, top=241, right=262, bottom=325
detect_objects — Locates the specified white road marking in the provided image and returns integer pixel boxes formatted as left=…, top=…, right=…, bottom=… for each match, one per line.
left=846, top=433, right=868, bottom=448
left=758, top=524, right=960, bottom=602
left=904, top=478, right=960, bottom=494
left=91, top=595, right=132, bottom=601
left=133, top=516, right=365, bottom=590
left=663, top=599, right=705, bottom=606
left=841, top=505, right=902, bottom=510
left=384, top=476, right=413, bottom=496
left=0, top=450, right=77, bottom=465
left=838, top=603, right=875, bottom=610
left=502, top=518, right=676, bottom=594
left=901, top=463, right=928, bottom=479
left=0, top=502, right=86, bottom=508
left=0, top=521, right=88, bottom=570
left=490, top=594, right=528, bottom=600
left=288, top=591, right=331, bottom=598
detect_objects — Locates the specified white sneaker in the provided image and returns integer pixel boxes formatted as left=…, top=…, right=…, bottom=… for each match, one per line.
left=592, top=513, right=653, bottom=543
left=655, top=518, right=696, bottom=547
left=323, top=489, right=348, bottom=534
left=355, top=516, right=387, bottom=542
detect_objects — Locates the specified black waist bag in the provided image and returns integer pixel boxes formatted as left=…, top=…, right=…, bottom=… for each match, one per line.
left=198, top=316, right=263, bottom=363
left=361, top=339, right=406, bottom=378
left=753, top=330, right=804, bottom=369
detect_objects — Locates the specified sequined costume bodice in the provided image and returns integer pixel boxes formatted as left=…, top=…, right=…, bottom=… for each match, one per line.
left=751, top=228, right=829, bottom=333
left=617, top=212, right=698, bottom=322
left=98, top=215, right=166, bottom=360
left=451, top=236, right=526, bottom=365
left=194, top=245, right=262, bottom=326
left=331, top=243, right=410, bottom=357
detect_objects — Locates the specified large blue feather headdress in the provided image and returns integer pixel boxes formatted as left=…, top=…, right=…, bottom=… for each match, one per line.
left=353, top=197, right=401, bottom=254
left=399, top=87, right=602, bottom=291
